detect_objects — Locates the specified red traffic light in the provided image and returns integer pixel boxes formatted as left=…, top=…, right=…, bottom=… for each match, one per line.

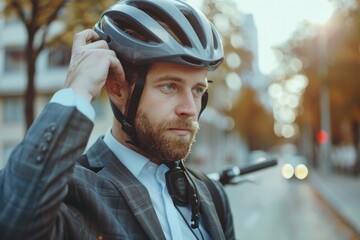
left=317, top=130, right=329, bottom=144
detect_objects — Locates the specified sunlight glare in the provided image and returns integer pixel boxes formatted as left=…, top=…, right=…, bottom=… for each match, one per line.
left=237, top=0, right=336, bottom=74
left=226, top=72, right=242, bottom=91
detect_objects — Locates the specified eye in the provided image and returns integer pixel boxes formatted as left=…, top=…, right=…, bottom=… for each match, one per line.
left=160, top=82, right=176, bottom=93
left=192, top=87, right=206, bottom=98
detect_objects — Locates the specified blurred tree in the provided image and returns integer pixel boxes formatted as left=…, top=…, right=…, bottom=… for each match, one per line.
left=199, top=0, right=276, bottom=149
left=276, top=2, right=360, bottom=159
left=200, top=0, right=252, bottom=105
left=56, top=0, right=116, bottom=45
left=228, top=86, right=278, bottom=150
left=201, top=0, right=252, bottom=77
left=3, top=0, right=115, bottom=129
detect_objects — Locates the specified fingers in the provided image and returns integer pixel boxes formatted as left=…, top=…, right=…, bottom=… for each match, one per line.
left=72, top=29, right=100, bottom=50
left=85, top=40, right=110, bottom=50
left=66, top=29, right=126, bottom=102
left=71, top=29, right=117, bottom=61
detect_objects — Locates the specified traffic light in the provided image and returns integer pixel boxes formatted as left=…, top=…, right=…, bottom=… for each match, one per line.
left=317, top=130, right=329, bottom=144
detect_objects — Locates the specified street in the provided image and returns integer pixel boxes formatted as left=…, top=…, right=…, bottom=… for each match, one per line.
left=225, top=163, right=360, bottom=240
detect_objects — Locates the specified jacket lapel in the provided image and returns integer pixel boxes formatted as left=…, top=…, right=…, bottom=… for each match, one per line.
left=86, top=138, right=166, bottom=240
left=193, top=177, right=226, bottom=240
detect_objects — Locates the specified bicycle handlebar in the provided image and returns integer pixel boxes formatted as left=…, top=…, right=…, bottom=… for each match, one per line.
left=207, top=158, right=278, bottom=185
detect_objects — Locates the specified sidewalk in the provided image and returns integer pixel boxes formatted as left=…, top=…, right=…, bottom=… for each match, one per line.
left=309, top=169, right=360, bottom=236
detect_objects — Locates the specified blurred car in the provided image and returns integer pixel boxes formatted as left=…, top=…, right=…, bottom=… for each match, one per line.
left=281, top=155, right=309, bottom=180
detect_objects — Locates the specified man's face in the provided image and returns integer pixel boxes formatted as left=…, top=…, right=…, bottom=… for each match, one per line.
left=134, top=62, right=208, bottom=163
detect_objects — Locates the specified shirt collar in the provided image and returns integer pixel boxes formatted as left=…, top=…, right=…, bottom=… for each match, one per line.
left=103, top=128, right=149, bottom=177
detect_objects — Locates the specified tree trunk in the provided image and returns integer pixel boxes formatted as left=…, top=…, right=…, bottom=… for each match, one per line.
left=352, top=119, right=360, bottom=175
left=25, top=33, right=36, bottom=130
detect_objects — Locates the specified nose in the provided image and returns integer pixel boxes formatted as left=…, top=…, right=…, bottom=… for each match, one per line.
left=175, top=91, right=198, bottom=118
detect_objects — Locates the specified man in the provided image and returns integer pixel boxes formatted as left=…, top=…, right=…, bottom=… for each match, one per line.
left=0, top=0, right=235, bottom=239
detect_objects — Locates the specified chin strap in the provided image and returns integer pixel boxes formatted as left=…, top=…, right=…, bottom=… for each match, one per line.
left=110, top=101, right=136, bottom=140
left=110, top=66, right=149, bottom=147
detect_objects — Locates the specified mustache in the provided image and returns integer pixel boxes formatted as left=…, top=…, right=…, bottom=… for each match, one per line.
left=165, top=120, right=199, bottom=131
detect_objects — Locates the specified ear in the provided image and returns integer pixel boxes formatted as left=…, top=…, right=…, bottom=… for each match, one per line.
left=105, top=70, right=131, bottom=112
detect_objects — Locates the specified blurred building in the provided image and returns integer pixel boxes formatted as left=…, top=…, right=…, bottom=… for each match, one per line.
left=241, top=14, right=272, bottom=111
left=0, top=16, right=113, bottom=168
left=241, top=14, right=263, bottom=87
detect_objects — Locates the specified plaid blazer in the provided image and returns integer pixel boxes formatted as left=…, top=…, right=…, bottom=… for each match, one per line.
left=0, top=103, right=234, bottom=240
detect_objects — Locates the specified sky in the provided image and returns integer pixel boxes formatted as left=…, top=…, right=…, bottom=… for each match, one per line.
left=236, top=0, right=336, bottom=74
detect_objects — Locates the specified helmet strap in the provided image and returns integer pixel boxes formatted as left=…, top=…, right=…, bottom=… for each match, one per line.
left=199, top=91, right=208, bottom=118
left=126, top=66, right=149, bottom=130
left=109, top=66, right=149, bottom=147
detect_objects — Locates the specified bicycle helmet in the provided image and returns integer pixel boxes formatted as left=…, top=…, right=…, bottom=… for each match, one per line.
left=93, top=0, right=224, bottom=142
left=94, top=0, right=223, bottom=70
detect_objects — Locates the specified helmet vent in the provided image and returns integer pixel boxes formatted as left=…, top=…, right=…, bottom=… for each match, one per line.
left=129, top=1, right=193, bottom=48
left=211, top=26, right=219, bottom=49
left=110, top=16, right=160, bottom=44
left=209, top=59, right=222, bottom=68
left=180, top=56, right=203, bottom=66
left=181, top=10, right=206, bottom=49
left=149, top=10, right=192, bottom=48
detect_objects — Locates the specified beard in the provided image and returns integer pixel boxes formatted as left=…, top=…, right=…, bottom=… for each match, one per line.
left=134, top=110, right=199, bottom=163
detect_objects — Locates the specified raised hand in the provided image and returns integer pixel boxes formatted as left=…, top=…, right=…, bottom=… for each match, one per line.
left=65, top=29, right=125, bottom=102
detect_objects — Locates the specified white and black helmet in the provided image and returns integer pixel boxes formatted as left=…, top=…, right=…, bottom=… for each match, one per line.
left=94, top=0, right=224, bottom=70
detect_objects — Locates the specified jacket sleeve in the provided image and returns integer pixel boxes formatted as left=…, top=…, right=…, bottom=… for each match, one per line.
left=0, top=103, right=93, bottom=239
